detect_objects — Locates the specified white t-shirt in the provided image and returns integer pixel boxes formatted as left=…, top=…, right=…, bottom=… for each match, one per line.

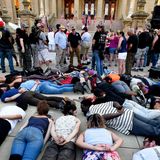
left=0, top=105, right=26, bottom=131
left=48, top=31, right=55, bottom=45
left=133, top=146, right=160, bottom=160
left=55, top=115, right=77, bottom=142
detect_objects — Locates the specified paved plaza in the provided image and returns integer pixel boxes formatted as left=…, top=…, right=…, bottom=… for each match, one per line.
left=0, top=61, right=152, bottom=160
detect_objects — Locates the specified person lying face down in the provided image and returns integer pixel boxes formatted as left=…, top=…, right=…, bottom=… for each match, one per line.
left=41, top=101, right=81, bottom=160
left=0, top=87, right=67, bottom=110
left=80, top=98, right=160, bottom=137
left=0, top=105, right=26, bottom=145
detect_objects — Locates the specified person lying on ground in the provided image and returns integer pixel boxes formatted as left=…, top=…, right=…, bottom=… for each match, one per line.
left=76, top=114, right=122, bottom=160
left=41, top=101, right=81, bottom=160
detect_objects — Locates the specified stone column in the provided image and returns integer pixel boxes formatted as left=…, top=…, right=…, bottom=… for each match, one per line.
left=97, top=0, right=103, bottom=18
left=131, top=0, right=149, bottom=30
left=44, top=0, right=49, bottom=16
left=39, top=0, right=44, bottom=17
left=127, top=0, right=136, bottom=18
left=121, top=0, right=128, bottom=19
left=51, top=0, right=57, bottom=17
left=74, top=0, right=79, bottom=18
left=31, top=0, right=39, bottom=15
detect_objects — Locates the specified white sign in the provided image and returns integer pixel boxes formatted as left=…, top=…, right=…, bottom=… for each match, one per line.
left=105, top=3, right=109, bottom=15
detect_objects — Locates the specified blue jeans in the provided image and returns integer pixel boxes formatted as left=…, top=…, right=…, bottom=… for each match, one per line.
left=0, top=49, right=14, bottom=73
left=38, top=81, right=73, bottom=94
left=10, top=127, right=44, bottom=160
left=131, top=114, right=160, bottom=136
left=92, top=50, right=103, bottom=76
left=152, top=52, right=159, bottom=67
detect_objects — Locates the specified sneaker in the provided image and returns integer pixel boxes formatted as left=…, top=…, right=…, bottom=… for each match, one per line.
left=132, top=67, right=139, bottom=71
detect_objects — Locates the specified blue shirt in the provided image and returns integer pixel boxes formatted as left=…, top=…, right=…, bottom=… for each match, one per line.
left=55, top=31, right=67, bottom=49
left=20, top=80, right=36, bottom=91
left=1, top=89, right=19, bottom=102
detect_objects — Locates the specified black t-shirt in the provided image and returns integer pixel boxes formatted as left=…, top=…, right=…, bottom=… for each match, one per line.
left=68, top=32, right=81, bottom=48
left=153, top=35, right=160, bottom=53
left=127, top=34, right=138, bottom=53
left=147, top=85, right=160, bottom=97
left=93, top=31, right=106, bottom=51
left=138, top=32, right=149, bottom=49
left=97, top=82, right=125, bottom=105
left=0, top=29, right=13, bottom=49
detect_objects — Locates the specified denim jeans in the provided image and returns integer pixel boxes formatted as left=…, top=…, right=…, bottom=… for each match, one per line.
left=92, top=50, right=103, bottom=76
left=131, top=114, right=160, bottom=136
left=152, top=53, right=160, bottom=67
left=38, top=81, right=74, bottom=94
left=123, top=99, right=160, bottom=120
left=10, top=126, right=44, bottom=160
left=0, top=49, right=14, bottom=73
left=111, top=81, right=131, bottom=93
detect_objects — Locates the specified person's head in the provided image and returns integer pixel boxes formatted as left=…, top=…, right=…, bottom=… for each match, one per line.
left=87, top=114, right=106, bottom=129
left=96, top=25, right=103, bottom=32
left=0, top=83, right=10, bottom=91
left=81, top=98, right=93, bottom=116
left=71, top=26, right=76, bottom=34
left=82, top=26, right=88, bottom=32
left=93, top=88, right=106, bottom=98
left=21, top=23, right=29, bottom=31
left=37, top=100, right=49, bottom=115
left=150, top=97, right=160, bottom=110
left=56, top=24, right=61, bottom=30
left=143, top=136, right=160, bottom=148
left=62, top=101, right=77, bottom=116
left=120, top=31, right=125, bottom=37
left=37, top=23, right=45, bottom=31
left=16, top=28, right=22, bottom=35
left=127, top=28, right=134, bottom=36
left=59, top=25, right=65, bottom=32
left=137, top=82, right=149, bottom=95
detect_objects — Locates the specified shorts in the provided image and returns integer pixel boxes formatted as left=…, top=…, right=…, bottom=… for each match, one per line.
left=109, top=48, right=117, bottom=54
left=38, top=48, right=51, bottom=62
left=118, top=52, right=127, bottom=60
left=135, top=48, right=146, bottom=60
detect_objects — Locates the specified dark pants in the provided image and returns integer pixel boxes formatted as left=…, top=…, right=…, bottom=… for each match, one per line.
left=21, top=45, right=32, bottom=71
left=18, top=91, right=64, bottom=109
left=0, top=118, right=11, bottom=145
left=42, top=141, right=76, bottom=160
left=131, top=114, right=160, bottom=136
left=125, top=52, right=135, bottom=75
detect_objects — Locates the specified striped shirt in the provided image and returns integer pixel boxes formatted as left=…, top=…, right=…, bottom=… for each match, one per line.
left=89, top=101, right=133, bottom=135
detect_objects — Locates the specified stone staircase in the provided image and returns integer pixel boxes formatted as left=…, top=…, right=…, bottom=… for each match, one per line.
left=50, top=19, right=124, bottom=32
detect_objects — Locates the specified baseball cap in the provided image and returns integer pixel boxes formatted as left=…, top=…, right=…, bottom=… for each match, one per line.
left=0, top=20, right=5, bottom=29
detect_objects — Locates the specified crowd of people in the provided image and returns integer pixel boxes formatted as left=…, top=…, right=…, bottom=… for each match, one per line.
left=0, top=16, right=160, bottom=160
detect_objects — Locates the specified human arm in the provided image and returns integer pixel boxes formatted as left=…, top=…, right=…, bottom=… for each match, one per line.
left=110, top=131, right=123, bottom=151
left=0, top=114, right=22, bottom=120
left=4, top=93, right=21, bottom=102
left=60, top=118, right=81, bottom=145
left=30, top=80, right=40, bottom=91
left=76, top=132, right=106, bottom=151
left=117, top=37, right=123, bottom=50
left=20, top=38, right=25, bottom=53
left=44, top=119, right=53, bottom=144
left=102, top=102, right=124, bottom=120
left=151, top=35, right=158, bottom=50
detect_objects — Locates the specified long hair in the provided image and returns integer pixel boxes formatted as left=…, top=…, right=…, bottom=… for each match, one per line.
left=87, top=114, right=106, bottom=129
left=62, top=101, right=77, bottom=115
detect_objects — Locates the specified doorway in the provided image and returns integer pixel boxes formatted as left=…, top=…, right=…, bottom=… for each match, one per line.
left=65, top=0, right=74, bottom=19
